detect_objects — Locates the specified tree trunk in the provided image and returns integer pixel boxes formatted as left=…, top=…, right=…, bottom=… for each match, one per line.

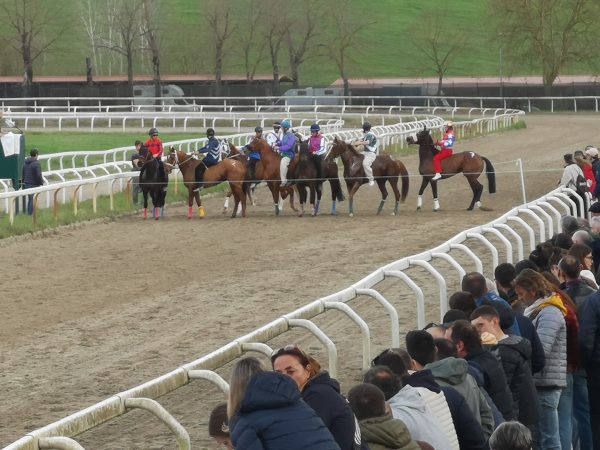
left=127, top=51, right=134, bottom=95
left=437, top=74, right=443, bottom=96
left=290, top=57, right=299, bottom=88
left=215, top=42, right=223, bottom=97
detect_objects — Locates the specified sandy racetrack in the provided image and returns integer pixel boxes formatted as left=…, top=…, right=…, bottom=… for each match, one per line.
left=1, top=114, right=599, bottom=449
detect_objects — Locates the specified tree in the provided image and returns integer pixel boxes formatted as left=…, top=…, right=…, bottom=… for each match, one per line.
left=325, top=0, right=374, bottom=96
left=0, top=0, right=66, bottom=97
left=141, top=0, right=162, bottom=100
left=261, top=0, right=286, bottom=90
left=408, top=10, right=467, bottom=95
left=204, top=0, right=237, bottom=96
left=285, top=0, right=320, bottom=87
left=491, top=0, right=596, bottom=95
left=236, top=0, right=267, bottom=81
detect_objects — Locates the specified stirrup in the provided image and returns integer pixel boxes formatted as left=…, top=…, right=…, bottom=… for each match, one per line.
left=432, top=173, right=442, bottom=180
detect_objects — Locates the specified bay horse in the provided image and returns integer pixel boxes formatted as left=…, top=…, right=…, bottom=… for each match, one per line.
left=138, top=155, right=168, bottom=220
left=325, top=137, right=409, bottom=216
left=165, top=148, right=248, bottom=218
left=406, top=127, right=496, bottom=211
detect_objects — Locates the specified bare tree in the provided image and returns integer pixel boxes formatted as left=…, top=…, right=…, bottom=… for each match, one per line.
left=262, top=0, right=286, bottom=90
left=325, top=0, right=374, bottom=96
left=236, top=0, right=266, bottom=81
left=492, top=0, right=596, bottom=95
left=79, top=0, right=101, bottom=76
left=285, top=0, right=320, bottom=88
left=0, top=0, right=66, bottom=97
left=408, top=11, right=467, bottom=95
left=204, top=0, right=237, bottom=96
left=141, top=0, right=161, bottom=100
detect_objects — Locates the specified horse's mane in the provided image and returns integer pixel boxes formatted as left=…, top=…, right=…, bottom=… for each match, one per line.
left=343, top=141, right=362, bottom=157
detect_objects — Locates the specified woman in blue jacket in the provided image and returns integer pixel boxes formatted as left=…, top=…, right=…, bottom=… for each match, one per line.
left=228, top=357, right=340, bottom=450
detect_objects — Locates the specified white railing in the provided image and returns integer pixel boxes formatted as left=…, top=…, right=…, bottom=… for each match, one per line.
left=4, top=183, right=582, bottom=450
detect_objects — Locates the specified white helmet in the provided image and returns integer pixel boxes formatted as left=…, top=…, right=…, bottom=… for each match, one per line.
left=445, top=121, right=454, bottom=128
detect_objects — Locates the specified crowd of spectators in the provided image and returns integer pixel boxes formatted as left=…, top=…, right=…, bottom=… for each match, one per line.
left=206, top=210, right=600, bottom=450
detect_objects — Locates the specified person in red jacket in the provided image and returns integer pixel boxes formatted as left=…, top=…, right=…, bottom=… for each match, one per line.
left=575, top=150, right=596, bottom=196
left=145, top=127, right=166, bottom=185
left=432, top=121, right=456, bottom=181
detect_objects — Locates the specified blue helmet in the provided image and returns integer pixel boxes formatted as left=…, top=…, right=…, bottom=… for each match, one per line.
left=310, top=124, right=320, bottom=132
left=255, top=126, right=263, bottom=133
left=281, top=120, right=291, bottom=129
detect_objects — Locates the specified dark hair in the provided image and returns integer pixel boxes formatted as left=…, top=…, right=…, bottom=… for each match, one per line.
left=564, top=153, right=574, bottom=164
left=30, top=148, right=39, bottom=157
left=363, top=365, right=402, bottom=400
left=371, top=348, right=409, bottom=379
left=347, top=383, right=387, bottom=420
left=552, top=232, right=573, bottom=250
left=271, top=344, right=321, bottom=378
left=461, top=273, right=487, bottom=298
left=208, top=402, right=229, bottom=438
left=489, top=421, right=533, bottom=450
left=447, top=320, right=482, bottom=354
left=434, top=338, right=457, bottom=359
left=568, top=243, right=592, bottom=266
left=405, top=330, right=436, bottom=366
left=449, top=291, right=477, bottom=316
left=514, top=259, right=540, bottom=274
left=561, top=215, right=580, bottom=236
left=442, top=309, right=468, bottom=324
left=470, top=305, right=499, bottom=321
left=494, top=263, right=516, bottom=289
left=134, top=140, right=142, bottom=146
left=558, top=254, right=582, bottom=279
left=529, top=242, right=555, bottom=272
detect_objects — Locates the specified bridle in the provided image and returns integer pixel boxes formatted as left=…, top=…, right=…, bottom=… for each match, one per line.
left=165, top=150, right=195, bottom=170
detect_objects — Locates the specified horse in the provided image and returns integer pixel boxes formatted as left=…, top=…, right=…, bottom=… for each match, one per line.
left=165, top=148, right=248, bottom=218
left=138, top=155, right=168, bottom=220
left=325, top=137, right=409, bottom=217
left=406, top=126, right=496, bottom=211
left=219, top=142, right=254, bottom=215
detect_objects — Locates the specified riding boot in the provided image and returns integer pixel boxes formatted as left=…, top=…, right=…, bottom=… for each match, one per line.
left=249, top=159, right=257, bottom=181
left=194, top=165, right=206, bottom=192
left=314, top=155, right=323, bottom=182
left=158, top=161, right=167, bottom=191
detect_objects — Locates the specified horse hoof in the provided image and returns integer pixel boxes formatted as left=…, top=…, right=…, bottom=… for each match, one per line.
left=222, top=208, right=228, bottom=214
left=390, top=212, right=396, bottom=216
left=467, top=207, right=474, bottom=211
left=349, top=212, right=354, bottom=218
left=416, top=206, right=421, bottom=211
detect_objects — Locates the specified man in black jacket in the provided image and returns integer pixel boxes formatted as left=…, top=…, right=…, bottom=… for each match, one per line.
left=580, top=290, right=600, bottom=450
left=446, top=319, right=515, bottom=421
left=21, top=148, right=44, bottom=215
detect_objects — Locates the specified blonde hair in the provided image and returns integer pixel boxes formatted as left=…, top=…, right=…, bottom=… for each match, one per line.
left=227, top=357, right=265, bottom=419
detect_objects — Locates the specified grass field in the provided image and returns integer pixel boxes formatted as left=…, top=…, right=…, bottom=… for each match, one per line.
left=0, top=0, right=594, bottom=87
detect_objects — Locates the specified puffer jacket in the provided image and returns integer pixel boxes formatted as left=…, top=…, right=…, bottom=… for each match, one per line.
left=580, top=291, right=600, bottom=369
left=302, top=372, right=359, bottom=450
left=358, top=414, right=420, bottom=450
left=426, top=357, right=494, bottom=437
left=525, top=294, right=568, bottom=388
left=515, top=314, right=546, bottom=374
left=494, top=335, right=540, bottom=425
left=387, top=384, right=453, bottom=450
left=230, top=371, right=340, bottom=450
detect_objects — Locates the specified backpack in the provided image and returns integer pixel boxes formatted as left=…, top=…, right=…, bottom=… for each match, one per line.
left=576, top=174, right=589, bottom=196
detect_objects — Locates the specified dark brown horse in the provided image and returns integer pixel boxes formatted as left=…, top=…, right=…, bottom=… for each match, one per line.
left=138, top=154, right=168, bottom=220
left=406, top=127, right=496, bottom=211
left=165, top=148, right=248, bottom=218
left=325, top=138, right=409, bottom=216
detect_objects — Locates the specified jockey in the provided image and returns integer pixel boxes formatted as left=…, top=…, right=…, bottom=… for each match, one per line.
left=353, top=122, right=378, bottom=186
left=277, top=120, right=296, bottom=187
left=194, top=128, right=220, bottom=192
left=309, top=123, right=326, bottom=182
left=432, top=121, right=456, bottom=180
left=265, top=121, right=282, bottom=149
left=145, top=127, right=166, bottom=186
left=243, top=126, right=263, bottom=180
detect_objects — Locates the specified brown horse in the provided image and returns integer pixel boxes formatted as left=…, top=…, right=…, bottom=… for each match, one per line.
left=325, top=137, right=409, bottom=216
left=406, top=127, right=496, bottom=211
left=221, top=142, right=255, bottom=214
left=165, top=148, right=248, bottom=218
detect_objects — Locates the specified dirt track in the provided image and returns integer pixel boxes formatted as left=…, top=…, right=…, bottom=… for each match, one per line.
left=1, top=114, right=599, bottom=449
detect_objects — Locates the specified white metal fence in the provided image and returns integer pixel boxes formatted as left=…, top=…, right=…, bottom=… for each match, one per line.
left=4, top=184, right=583, bottom=450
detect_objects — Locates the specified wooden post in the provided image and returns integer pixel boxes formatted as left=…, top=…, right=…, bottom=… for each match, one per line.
left=53, top=188, right=62, bottom=220
left=73, top=186, right=81, bottom=216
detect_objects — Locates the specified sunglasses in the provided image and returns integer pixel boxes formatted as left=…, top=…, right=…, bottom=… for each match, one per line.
left=271, top=344, right=309, bottom=366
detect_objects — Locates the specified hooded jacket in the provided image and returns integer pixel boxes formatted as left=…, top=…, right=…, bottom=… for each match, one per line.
left=525, top=294, right=568, bottom=388
left=302, top=372, right=359, bottom=450
left=467, top=361, right=504, bottom=427
left=230, top=371, right=340, bottom=450
left=580, top=291, right=600, bottom=368
left=492, top=335, right=540, bottom=425
left=358, top=414, right=420, bottom=450
left=426, top=357, right=494, bottom=437
left=387, top=384, right=453, bottom=450
left=22, top=157, right=43, bottom=187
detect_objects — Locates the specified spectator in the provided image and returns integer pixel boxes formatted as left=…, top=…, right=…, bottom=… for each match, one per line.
left=363, top=365, right=452, bottom=449
left=208, top=402, right=233, bottom=449
left=561, top=153, right=587, bottom=216
left=513, top=269, right=567, bottom=450
left=494, top=263, right=518, bottom=305
left=579, top=289, right=600, bottom=450
left=489, top=421, right=533, bottom=450
left=131, top=140, right=145, bottom=206
left=575, top=151, right=596, bottom=194
left=561, top=215, right=581, bottom=236
left=449, top=291, right=477, bottom=318
left=21, top=148, right=44, bottom=215
left=461, top=272, right=519, bottom=335
left=551, top=232, right=573, bottom=251
left=227, top=357, right=339, bottom=450
left=589, top=216, right=600, bottom=274
left=423, top=322, right=447, bottom=339
left=529, top=242, right=555, bottom=272
left=445, top=320, right=515, bottom=421
left=568, top=243, right=598, bottom=288
left=371, top=348, right=412, bottom=382
left=271, top=345, right=359, bottom=450
left=585, top=145, right=600, bottom=199
left=442, top=309, right=467, bottom=324
left=470, top=305, right=539, bottom=431
left=347, top=383, right=420, bottom=450
left=572, top=229, right=593, bottom=246
left=590, top=202, right=600, bottom=217
left=515, top=259, right=540, bottom=275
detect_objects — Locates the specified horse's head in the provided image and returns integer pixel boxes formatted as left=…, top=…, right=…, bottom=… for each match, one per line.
left=325, top=137, right=346, bottom=161
left=407, top=127, right=434, bottom=147
left=246, top=137, right=270, bottom=154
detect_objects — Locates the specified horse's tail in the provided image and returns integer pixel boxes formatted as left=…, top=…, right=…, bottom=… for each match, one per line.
left=396, top=160, right=410, bottom=202
left=483, top=156, right=497, bottom=194
left=330, top=177, right=345, bottom=202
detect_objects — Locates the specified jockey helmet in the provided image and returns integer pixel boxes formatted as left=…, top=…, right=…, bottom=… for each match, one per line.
left=148, top=127, right=158, bottom=136
left=281, top=120, right=291, bottom=130
left=206, top=128, right=215, bottom=137
left=445, top=121, right=454, bottom=128
left=310, top=124, right=320, bottom=132
left=273, top=121, right=281, bottom=129
left=362, top=122, right=372, bottom=131
left=255, top=126, right=263, bottom=133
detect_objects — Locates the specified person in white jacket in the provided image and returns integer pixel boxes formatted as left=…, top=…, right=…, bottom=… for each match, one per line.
left=561, top=152, right=587, bottom=216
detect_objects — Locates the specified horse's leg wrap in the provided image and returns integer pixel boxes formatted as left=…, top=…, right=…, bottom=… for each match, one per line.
left=433, top=198, right=440, bottom=211
left=188, top=206, right=193, bottom=219
left=417, top=195, right=423, bottom=210
left=394, top=201, right=400, bottom=215
left=331, top=200, right=337, bottom=215
left=475, top=201, right=481, bottom=209
left=377, top=199, right=386, bottom=214
left=223, top=196, right=230, bottom=210
left=199, top=206, right=205, bottom=218
left=315, top=199, right=320, bottom=215
left=349, top=198, right=354, bottom=216
left=237, top=202, right=243, bottom=215
left=143, top=208, right=148, bottom=220
left=154, top=207, right=160, bottom=220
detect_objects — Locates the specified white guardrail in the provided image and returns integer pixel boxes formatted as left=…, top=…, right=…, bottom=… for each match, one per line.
left=4, top=184, right=584, bottom=450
